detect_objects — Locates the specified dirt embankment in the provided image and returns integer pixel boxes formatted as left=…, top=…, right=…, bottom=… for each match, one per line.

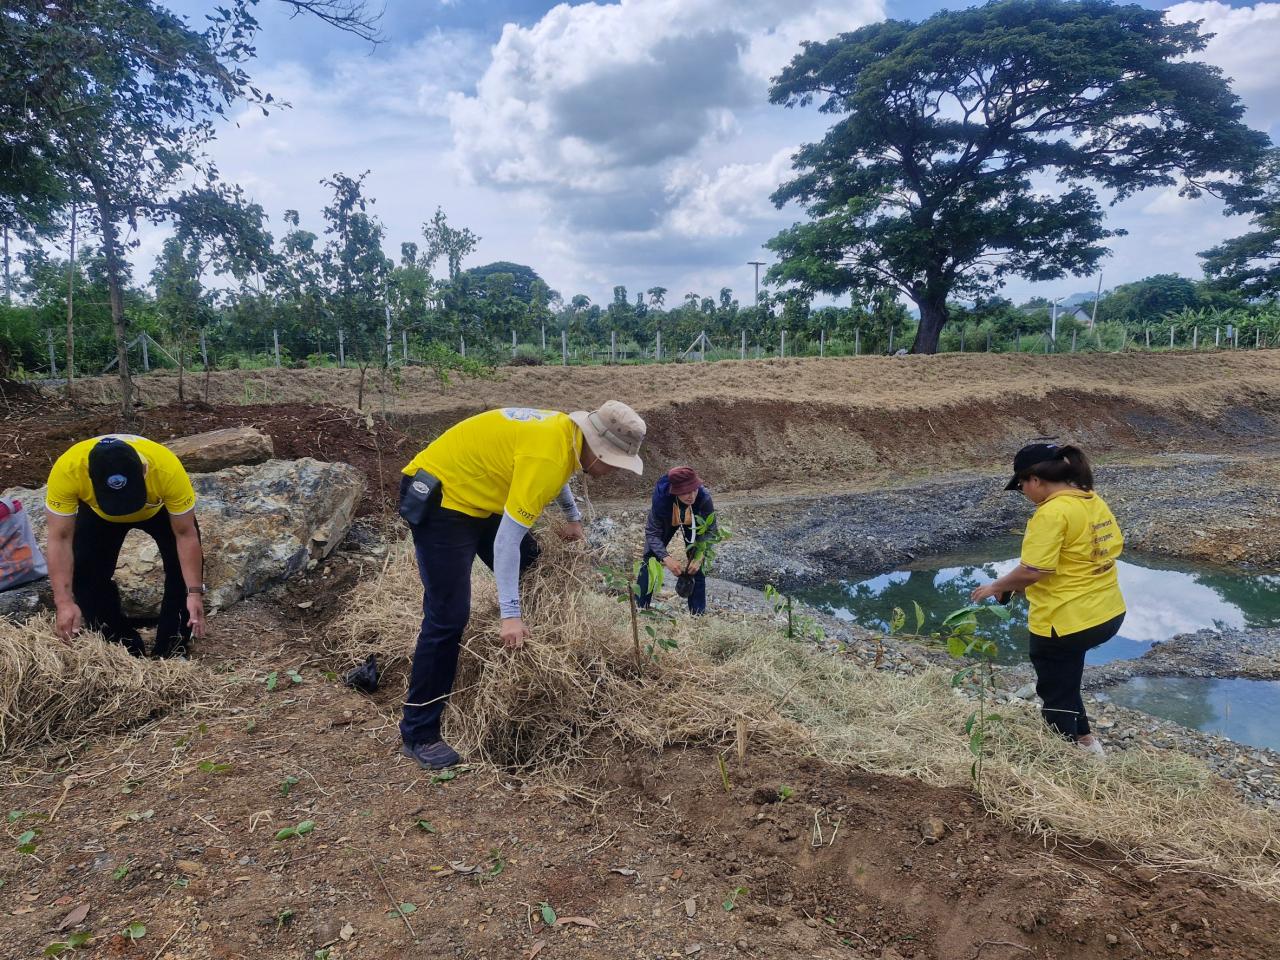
left=55, top=352, right=1280, bottom=500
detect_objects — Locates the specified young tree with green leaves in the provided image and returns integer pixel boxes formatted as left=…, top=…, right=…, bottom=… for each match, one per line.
left=766, top=0, right=1270, bottom=354
left=319, top=171, right=390, bottom=408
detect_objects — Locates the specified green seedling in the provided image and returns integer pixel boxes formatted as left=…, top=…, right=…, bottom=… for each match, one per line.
left=722, top=886, right=747, bottom=911
left=286, top=669, right=304, bottom=685
left=777, top=786, right=794, bottom=802
left=196, top=761, right=230, bottom=775
left=280, top=776, right=300, bottom=797
left=112, top=862, right=131, bottom=881
left=386, top=902, right=417, bottom=918
left=935, top=603, right=1012, bottom=787
left=126, top=809, right=154, bottom=822
left=314, top=950, right=332, bottom=960
left=123, top=923, right=146, bottom=941
left=16, top=828, right=39, bottom=855
left=274, top=820, right=316, bottom=841
left=539, top=902, right=557, bottom=925
left=264, top=671, right=279, bottom=691
left=414, top=819, right=437, bottom=833
left=276, top=908, right=295, bottom=930
left=485, top=849, right=506, bottom=878
left=42, top=932, right=91, bottom=956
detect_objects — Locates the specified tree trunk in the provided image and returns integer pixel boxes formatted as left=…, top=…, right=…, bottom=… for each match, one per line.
left=912, top=299, right=947, bottom=354
left=2, top=225, right=10, bottom=303
left=65, top=204, right=77, bottom=399
left=92, top=179, right=134, bottom=423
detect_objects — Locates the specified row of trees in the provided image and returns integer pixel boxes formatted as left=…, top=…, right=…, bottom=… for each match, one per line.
left=3, top=0, right=1278, bottom=392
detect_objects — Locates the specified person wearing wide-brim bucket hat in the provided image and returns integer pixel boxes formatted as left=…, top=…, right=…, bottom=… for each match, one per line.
left=394, top=401, right=646, bottom=771
left=970, top=442, right=1127, bottom=759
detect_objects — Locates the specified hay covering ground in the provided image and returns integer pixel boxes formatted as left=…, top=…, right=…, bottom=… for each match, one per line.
left=330, top=538, right=1280, bottom=900
left=0, top=615, right=205, bottom=757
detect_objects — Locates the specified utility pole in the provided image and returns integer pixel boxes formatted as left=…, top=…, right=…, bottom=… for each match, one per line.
left=748, top=261, right=766, bottom=306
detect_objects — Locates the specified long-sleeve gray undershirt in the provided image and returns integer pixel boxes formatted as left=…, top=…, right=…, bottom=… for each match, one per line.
left=496, top=483, right=580, bottom=619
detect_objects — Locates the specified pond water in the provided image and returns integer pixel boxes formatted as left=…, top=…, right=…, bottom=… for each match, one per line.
left=1099, top=677, right=1280, bottom=753
left=795, top=538, right=1280, bottom=750
left=795, top=536, right=1280, bottom=666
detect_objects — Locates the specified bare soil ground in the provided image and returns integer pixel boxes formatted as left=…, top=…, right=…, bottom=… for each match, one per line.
left=44, top=352, right=1280, bottom=501
left=5, top=355, right=1280, bottom=959
left=3, top=587, right=1279, bottom=960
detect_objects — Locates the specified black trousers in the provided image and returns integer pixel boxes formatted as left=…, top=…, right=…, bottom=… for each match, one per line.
left=1028, top=612, right=1125, bottom=739
left=399, top=476, right=540, bottom=747
left=73, top=507, right=199, bottom=657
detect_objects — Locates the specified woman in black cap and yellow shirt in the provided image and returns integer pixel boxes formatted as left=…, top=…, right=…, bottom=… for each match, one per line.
left=971, top=443, right=1125, bottom=757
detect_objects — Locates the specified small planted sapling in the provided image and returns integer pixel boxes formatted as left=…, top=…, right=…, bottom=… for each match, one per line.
left=936, top=603, right=1012, bottom=786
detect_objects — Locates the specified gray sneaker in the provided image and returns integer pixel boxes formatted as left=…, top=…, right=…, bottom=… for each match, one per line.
left=401, top=740, right=461, bottom=770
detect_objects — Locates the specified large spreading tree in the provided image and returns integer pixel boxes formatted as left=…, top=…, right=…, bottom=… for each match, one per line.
left=766, top=0, right=1271, bottom=353
left=1200, top=149, right=1280, bottom=301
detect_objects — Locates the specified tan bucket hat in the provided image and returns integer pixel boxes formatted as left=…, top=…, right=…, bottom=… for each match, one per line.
left=569, top=401, right=646, bottom=475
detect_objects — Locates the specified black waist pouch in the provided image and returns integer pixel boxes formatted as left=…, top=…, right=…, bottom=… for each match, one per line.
left=398, top=469, right=443, bottom=526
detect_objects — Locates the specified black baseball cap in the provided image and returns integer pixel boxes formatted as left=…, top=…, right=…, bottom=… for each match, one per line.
left=1004, top=443, right=1063, bottom=490
left=88, top=437, right=147, bottom=516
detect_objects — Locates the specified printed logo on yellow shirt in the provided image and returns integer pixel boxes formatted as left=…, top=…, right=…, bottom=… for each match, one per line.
left=501, top=408, right=554, bottom=422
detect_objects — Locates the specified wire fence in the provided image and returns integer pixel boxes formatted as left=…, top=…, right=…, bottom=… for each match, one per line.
left=17, top=316, right=1280, bottom=383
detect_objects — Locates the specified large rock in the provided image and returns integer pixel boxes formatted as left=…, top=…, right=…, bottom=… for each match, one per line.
left=165, top=425, right=274, bottom=473
left=1, top=458, right=363, bottom=617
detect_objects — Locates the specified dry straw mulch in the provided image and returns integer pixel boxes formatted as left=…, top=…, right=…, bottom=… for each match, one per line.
left=0, top=615, right=205, bottom=758
left=329, top=537, right=1280, bottom=900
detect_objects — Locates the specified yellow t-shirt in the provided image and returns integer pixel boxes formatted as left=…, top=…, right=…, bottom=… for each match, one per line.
left=45, top=435, right=197, bottom=523
left=403, top=408, right=582, bottom=527
left=1021, top=489, right=1126, bottom=637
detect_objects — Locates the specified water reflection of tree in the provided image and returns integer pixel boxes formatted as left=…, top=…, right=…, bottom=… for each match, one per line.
left=1108, top=678, right=1218, bottom=732
left=800, top=566, right=1029, bottom=663
left=1190, top=573, right=1280, bottom=629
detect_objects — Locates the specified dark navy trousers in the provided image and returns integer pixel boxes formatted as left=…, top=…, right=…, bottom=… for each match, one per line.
left=399, top=478, right=539, bottom=747
left=1028, top=612, right=1125, bottom=739
left=635, top=549, right=706, bottom=615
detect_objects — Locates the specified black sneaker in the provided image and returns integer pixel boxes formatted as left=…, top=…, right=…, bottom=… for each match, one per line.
left=401, top=740, right=461, bottom=770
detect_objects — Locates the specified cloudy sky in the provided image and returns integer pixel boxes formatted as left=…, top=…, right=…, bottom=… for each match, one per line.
left=159, top=0, right=1280, bottom=306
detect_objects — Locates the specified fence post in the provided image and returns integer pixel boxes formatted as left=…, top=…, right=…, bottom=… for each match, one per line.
left=700, top=330, right=706, bottom=362
left=780, top=330, right=786, bottom=358
left=47, top=328, right=58, bottom=378
left=1193, top=326, right=1198, bottom=350
left=1071, top=329, right=1077, bottom=353
left=1170, top=326, right=1175, bottom=349
left=959, top=327, right=965, bottom=352
left=1215, top=326, right=1221, bottom=347
left=986, top=329, right=991, bottom=352
left=1144, top=327, right=1150, bottom=349
left=512, top=329, right=517, bottom=356
left=561, top=329, right=567, bottom=366
left=141, top=333, right=150, bottom=372
left=1235, top=326, right=1240, bottom=348
left=461, top=336, right=466, bottom=358
left=889, top=325, right=895, bottom=353
left=273, top=328, right=281, bottom=367
left=541, top=324, right=546, bottom=351
left=656, top=330, right=662, bottom=362
left=855, top=328, right=861, bottom=356
left=200, top=328, right=209, bottom=369
left=1016, top=330, right=1021, bottom=352
left=820, top=328, right=825, bottom=357
left=611, top=330, right=617, bottom=364
left=402, top=329, right=409, bottom=362
left=338, top=329, right=345, bottom=367
left=740, top=329, right=746, bottom=360
left=1257, top=328, right=1262, bottom=349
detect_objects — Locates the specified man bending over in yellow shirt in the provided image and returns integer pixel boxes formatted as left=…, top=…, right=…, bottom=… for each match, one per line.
left=44, top=435, right=206, bottom=657
left=397, top=401, right=647, bottom=770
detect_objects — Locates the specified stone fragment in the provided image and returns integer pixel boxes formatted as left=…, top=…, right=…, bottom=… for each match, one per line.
left=165, top=426, right=274, bottom=473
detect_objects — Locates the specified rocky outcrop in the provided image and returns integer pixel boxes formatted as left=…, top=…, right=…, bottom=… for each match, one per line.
left=0, top=458, right=363, bottom=617
left=165, top=425, right=274, bottom=473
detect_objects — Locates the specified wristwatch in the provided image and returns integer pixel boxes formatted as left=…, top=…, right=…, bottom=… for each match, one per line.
left=187, top=583, right=208, bottom=595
